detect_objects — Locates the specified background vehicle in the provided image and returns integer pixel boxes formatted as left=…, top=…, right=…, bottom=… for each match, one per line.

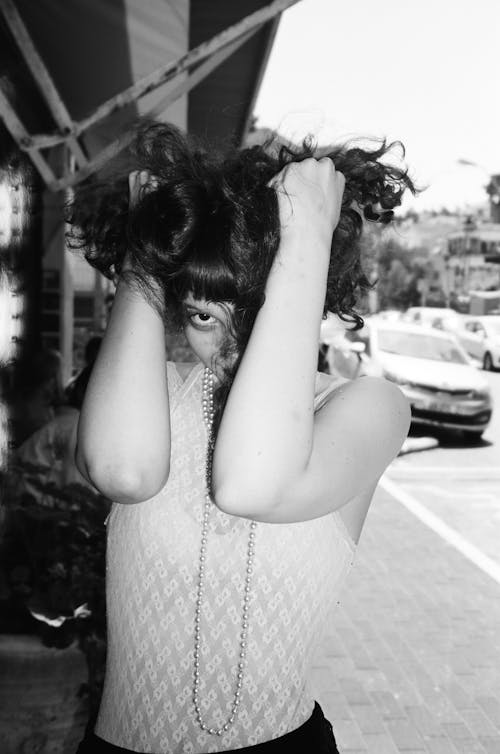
left=346, top=320, right=493, bottom=441
left=319, top=313, right=383, bottom=380
left=457, top=316, right=500, bottom=371
left=403, top=306, right=463, bottom=330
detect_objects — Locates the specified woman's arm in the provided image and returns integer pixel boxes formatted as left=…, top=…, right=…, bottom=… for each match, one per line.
left=212, top=158, right=410, bottom=522
left=75, top=173, right=171, bottom=504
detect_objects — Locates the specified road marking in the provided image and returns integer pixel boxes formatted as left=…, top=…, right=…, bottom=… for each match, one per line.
left=404, top=483, right=497, bottom=503
left=380, top=474, right=500, bottom=586
left=389, top=465, right=500, bottom=481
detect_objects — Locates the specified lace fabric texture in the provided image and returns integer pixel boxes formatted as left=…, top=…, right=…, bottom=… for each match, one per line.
left=96, top=363, right=355, bottom=754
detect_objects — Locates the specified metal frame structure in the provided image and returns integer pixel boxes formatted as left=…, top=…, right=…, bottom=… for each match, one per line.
left=0, top=0, right=298, bottom=192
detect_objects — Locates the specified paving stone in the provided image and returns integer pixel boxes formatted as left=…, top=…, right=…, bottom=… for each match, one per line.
left=425, top=737, right=458, bottom=754
left=361, top=732, right=400, bottom=754
left=369, top=690, right=407, bottom=721
left=460, top=707, right=500, bottom=738
left=310, top=485, right=500, bottom=754
left=448, top=739, right=487, bottom=754
left=479, top=739, right=500, bottom=754
left=445, top=682, right=475, bottom=711
left=385, top=719, right=427, bottom=751
left=330, top=718, right=366, bottom=751
left=441, top=721, right=475, bottom=739
left=338, top=677, right=372, bottom=706
left=348, top=704, right=386, bottom=735
left=404, top=705, right=443, bottom=737
left=477, top=698, right=500, bottom=731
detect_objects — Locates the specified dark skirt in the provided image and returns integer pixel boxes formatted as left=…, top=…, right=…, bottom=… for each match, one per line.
left=76, top=702, right=340, bottom=753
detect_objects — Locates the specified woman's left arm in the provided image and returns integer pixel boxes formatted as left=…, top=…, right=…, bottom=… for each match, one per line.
left=212, top=158, right=410, bottom=523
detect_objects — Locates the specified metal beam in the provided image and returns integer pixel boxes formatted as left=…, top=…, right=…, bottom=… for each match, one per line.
left=0, top=0, right=88, bottom=168
left=49, top=27, right=258, bottom=192
left=74, top=0, right=300, bottom=136
left=0, top=87, right=56, bottom=185
left=1, top=0, right=300, bottom=190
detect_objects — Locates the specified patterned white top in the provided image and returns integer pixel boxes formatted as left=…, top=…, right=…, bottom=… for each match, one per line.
left=96, top=363, right=355, bottom=753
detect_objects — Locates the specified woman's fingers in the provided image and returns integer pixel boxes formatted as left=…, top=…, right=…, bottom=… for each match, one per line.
left=128, top=170, right=159, bottom=208
left=270, top=158, right=346, bottom=241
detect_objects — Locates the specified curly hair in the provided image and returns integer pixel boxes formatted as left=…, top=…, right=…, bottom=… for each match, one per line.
left=67, top=121, right=415, bottom=426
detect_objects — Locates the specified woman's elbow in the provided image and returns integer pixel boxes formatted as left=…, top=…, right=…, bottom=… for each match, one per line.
left=75, top=446, right=169, bottom=504
left=212, top=478, right=281, bottom=521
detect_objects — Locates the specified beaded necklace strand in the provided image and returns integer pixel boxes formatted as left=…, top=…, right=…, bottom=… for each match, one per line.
left=193, top=367, right=257, bottom=736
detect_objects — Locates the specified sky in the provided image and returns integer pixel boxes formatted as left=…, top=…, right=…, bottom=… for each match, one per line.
left=254, top=0, right=500, bottom=213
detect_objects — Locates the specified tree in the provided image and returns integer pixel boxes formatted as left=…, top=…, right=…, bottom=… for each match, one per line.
left=368, top=234, right=427, bottom=311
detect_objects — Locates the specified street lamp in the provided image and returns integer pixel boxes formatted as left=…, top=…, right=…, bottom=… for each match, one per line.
left=462, top=215, right=476, bottom=293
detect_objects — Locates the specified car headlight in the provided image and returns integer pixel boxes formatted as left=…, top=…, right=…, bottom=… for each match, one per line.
left=383, top=370, right=414, bottom=388
left=474, top=387, right=492, bottom=401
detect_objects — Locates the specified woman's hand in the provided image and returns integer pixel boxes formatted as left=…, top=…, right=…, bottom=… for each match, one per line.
left=271, top=158, right=345, bottom=249
left=119, top=171, right=161, bottom=284
left=128, top=170, right=159, bottom=208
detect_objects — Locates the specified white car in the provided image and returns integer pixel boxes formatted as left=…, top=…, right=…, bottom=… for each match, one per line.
left=457, top=315, right=500, bottom=371
left=346, top=321, right=493, bottom=441
left=319, top=313, right=383, bottom=380
left=402, top=306, right=460, bottom=328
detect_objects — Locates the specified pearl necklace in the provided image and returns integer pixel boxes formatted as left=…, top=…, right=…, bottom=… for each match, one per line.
left=194, top=367, right=257, bottom=736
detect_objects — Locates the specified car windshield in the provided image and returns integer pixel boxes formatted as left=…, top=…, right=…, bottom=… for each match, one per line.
left=377, top=330, right=470, bottom=364
left=484, top=319, right=500, bottom=336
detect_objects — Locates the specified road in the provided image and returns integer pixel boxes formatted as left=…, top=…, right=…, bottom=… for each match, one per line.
left=310, top=369, right=500, bottom=754
left=386, top=369, right=500, bottom=571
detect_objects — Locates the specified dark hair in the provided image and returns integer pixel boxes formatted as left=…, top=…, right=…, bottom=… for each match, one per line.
left=65, top=364, right=93, bottom=410
left=67, top=121, right=415, bottom=426
left=84, top=336, right=102, bottom=366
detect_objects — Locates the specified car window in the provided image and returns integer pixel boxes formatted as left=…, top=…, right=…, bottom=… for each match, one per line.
left=376, top=330, right=469, bottom=364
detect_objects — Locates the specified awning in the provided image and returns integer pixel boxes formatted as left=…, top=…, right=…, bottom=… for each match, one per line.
left=0, top=0, right=299, bottom=191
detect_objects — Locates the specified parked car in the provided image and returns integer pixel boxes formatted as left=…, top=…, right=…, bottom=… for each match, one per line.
left=403, top=306, right=462, bottom=329
left=345, top=320, right=493, bottom=441
left=372, top=309, right=404, bottom=322
left=319, top=313, right=383, bottom=380
left=456, top=315, right=500, bottom=372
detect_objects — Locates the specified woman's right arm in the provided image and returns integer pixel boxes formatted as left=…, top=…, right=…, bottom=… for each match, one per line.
left=75, top=274, right=170, bottom=503
left=76, top=169, right=171, bottom=503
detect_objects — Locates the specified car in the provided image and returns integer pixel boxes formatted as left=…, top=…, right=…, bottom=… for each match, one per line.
left=372, top=309, right=404, bottom=322
left=402, top=306, right=465, bottom=332
left=319, top=313, right=383, bottom=380
left=345, top=320, right=493, bottom=441
left=456, top=315, right=500, bottom=371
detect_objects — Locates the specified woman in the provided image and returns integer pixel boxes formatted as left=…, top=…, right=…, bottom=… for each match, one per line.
left=71, top=122, right=414, bottom=753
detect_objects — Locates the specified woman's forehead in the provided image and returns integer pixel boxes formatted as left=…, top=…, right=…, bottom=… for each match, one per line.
left=183, top=293, right=234, bottom=317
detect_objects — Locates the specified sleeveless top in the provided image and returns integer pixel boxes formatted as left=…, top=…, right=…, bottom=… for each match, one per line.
left=96, top=363, right=355, bottom=754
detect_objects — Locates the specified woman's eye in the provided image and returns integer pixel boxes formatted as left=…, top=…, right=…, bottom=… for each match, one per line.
left=189, top=313, right=217, bottom=329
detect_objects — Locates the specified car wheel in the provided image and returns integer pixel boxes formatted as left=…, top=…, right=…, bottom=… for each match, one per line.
left=483, top=352, right=494, bottom=371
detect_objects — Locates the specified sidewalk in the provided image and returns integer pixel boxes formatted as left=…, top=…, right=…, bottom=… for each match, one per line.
left=310, top=485, right=500, bottom=754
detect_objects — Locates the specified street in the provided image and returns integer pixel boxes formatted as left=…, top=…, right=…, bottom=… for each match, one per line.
left=388, top=370, right=500, bottom=572
left=310, top=370, right=500, bottom=754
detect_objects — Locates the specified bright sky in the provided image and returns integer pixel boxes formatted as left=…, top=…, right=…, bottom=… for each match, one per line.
left=254, top=0, right=500, bottom=212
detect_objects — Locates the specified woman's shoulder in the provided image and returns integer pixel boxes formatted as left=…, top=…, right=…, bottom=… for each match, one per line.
left=314, top=369, right=350, bottom=411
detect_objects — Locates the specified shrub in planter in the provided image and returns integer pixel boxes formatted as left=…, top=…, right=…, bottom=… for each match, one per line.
left=1, top=459, right=110, bottom=717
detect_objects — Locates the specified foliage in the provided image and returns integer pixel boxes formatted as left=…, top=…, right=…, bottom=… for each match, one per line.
left=0, top=459, right=111, bottom=713
left=368, top=233, right=431, bottom=310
